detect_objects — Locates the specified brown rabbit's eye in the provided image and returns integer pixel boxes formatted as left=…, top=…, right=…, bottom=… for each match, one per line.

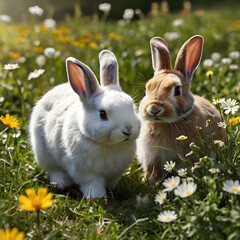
left=174, top=86, right=182, bottom=96
left=99, top=110, right=108, bottom=120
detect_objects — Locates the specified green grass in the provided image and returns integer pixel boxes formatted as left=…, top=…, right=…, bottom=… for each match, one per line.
left=1, top=5, right=240, bottom=239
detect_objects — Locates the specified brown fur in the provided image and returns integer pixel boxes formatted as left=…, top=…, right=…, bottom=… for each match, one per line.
left=137, top=36, right=226, bottom=185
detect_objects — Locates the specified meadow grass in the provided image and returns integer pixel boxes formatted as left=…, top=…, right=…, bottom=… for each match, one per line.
left=0, top=4, right=240, bottom=239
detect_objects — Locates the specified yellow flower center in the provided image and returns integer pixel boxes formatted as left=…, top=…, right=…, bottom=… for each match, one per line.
left=171, top=183, right=176, bottom=187
left=166, top=217, right=171, bottom=220
left=35, top=71, right=38, bottom=74
left=159, top=196, right=164, bottom=200
left=185, top=190, right=190, bottom=195
left=229, top=104, right=233, bottom=108
left=232, top=187, right=238, bottom=192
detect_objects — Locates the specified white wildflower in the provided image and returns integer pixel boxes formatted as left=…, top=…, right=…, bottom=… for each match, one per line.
left=28, top=5, right=44, bottom=16
left=163, top=161, right=176, bottom=172
left=213, top=140, right=225, bottom=147
left=155, top=191, right=166, bottom=205
left=44, top=47, right=56, bottom=58
left=123, top=9, right=134, bottom=21
left=223, top=180, right=240, bottom=195
left=229, top=64, right=239, bottom=71
left=3, top=63, right=19, bottom=70
left=164, top=32, right=180, bottom=41
left=162, top=176, right=180, bottom=192
left=157, top=210, right=178, bottom=223
left=99, top=3, right=111, bottom=12
left=211, top=52, right=221, bottom=62
left=221, top=58, right=232, bottom=65
left=209, top=168, right=220, bottom=174
left=28, top=69, right=45, bottom=80
left=176, top=135, right=188, bottom=141
left=0, top=15, right=11, bottom=23
left=221, top=99, right=239, bottom=115
left=229, top=51, right=240, bottom=59
left=203, top=59, right=214, bottom=67
left=178, top=168, right=187, bottom=177
left=172, top=18, right=184, bottom=27
left=35, top=55, right=46, bottom=67
left=217, top=122, right=226, bottom=129
left=174, top=182, right=197, bottom=198
left=43, top=18, right=56, bottom=29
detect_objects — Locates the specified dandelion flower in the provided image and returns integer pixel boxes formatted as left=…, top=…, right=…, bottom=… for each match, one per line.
left=174, top=182, right=197, bottom=198
left=0, top=114, right=19, bottom=129
left=3, top=63, right=19, bottom=70
left=163, top=161, right=176, bottom=172
left=162, top=176, right=180, bottom=192
left=211, top=52, right=221, bottom=62
left=223, top=180, right=240, bottom=195
left=0, top=228, right=25, bottom=240
left=229, top=64, right=239, bottom=71
left=44, top=47, right=56, bottom=58
left=221, top=58, right=232, bottom=65
left=157, top=210, right=178, bottom=223
left=176, top=135, right=188, bottom=141
left=43, top=18, right=56, bottom=29
left=28, top=69, right=45, bottom=80
left=209, top=168, right=220, bottom=174
left=229, top=51, right=240, bottom=59
left=221, top=99, right=239, bottom=115
left=155, top=191, right=167, bottom=205
left=18, top=187, right=54, bottom=211
left=206, top=71, right=213, bottom=77
left=178, top=168, right=187, bottom=176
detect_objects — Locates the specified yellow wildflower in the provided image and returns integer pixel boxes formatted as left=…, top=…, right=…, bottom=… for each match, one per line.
left=35, top=47, right=44, bottom=53
left=0, top=114, right=19, bottom=129
left=206, top=71, right=213, bottom=77
left=18, top=187, right=54, bottom=211
left=229, top=117, right=240, bottom=125
left=0, top=227, right=25, bottom=240
left=10, top=53, right=21, bottom=60
left=89, top=42, right=97, bottom=49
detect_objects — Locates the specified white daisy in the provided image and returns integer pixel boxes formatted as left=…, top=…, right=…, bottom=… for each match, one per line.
left=176, top=135, right=188, bottom=141
left=98, top=3, right=111, bottom=12
left=174, top=182, right=197, bottom=198
left=28, top=5, right=43, bottom=16
left=178, top=168, right=187, bottom=176
left=28, top=69, right=45, bottom=80
left=223, top=180, right=240, bottom=195
left=3, top=63, right=19, bottom=70
left=157, top=210, right=178, bottom=223
left=123, top=9, right=134, bottom=21
left=221, top=58, right=232, bottom=65
left=172, top=19, right=184, bottom=27
left=212, top=98, right=225, bottom=106
left=229, top=51, right=240, bottom=59
left=162, top=176, right=180, bottom=192
left=44, top=47, right=56, bottom=58
left=209, top=168, right=220, bottom=174
left=203, top=59, right=214, bottom=67
left=164, top=32, right=180, bottom=41
left=211, top=52, right=221, bottom=62
left=221, top=99, right=239, bottom=115
left=163, top=161, right=176, bottom=172
left=213, top=140, right=225, bottom=147
left=155, top=191, right=167, bottom=205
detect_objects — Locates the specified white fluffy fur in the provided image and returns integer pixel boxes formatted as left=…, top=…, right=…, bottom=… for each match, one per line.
left=29, top=51, right=140, bottom=198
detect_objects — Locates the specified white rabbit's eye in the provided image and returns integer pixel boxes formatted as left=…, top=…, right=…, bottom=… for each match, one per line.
left=173, top=86, right=182, bottom=96
left=99, top=110, right=108, bottom=120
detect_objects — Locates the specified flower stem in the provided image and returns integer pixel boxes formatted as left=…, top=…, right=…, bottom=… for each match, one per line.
left=12, top=70, right=25, bottom=116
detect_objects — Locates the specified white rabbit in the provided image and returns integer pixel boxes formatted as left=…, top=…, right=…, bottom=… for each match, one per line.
left=29, top=50, right=141, bottom=198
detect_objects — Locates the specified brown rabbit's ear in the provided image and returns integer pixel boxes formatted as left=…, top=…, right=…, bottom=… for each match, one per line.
left=174, top=35, right=203, bottom=82
left=150, top=37, right=172, bottom=74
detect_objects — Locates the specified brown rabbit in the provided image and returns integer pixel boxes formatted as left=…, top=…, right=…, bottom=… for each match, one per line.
left=137, top=35, right=225, bottom=185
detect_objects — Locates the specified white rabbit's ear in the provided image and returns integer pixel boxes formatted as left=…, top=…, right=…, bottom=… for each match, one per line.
left=99, top=50, right=119, bottom=86
left=174, top=35, right=203, bottom=82
left=150, top=37, right=172, bottom=74
left=66, top=57, right=100, bottom=100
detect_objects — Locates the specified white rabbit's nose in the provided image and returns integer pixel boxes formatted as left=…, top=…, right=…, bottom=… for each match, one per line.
left=147, top=104, right=163, bottom=116
left=122, top=125, right=132, bottom=136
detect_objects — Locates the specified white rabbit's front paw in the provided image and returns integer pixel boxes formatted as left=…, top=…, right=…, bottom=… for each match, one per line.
left=81, top=178, right=107, bottom=198
left=50, top=170, right=73, bottom=189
